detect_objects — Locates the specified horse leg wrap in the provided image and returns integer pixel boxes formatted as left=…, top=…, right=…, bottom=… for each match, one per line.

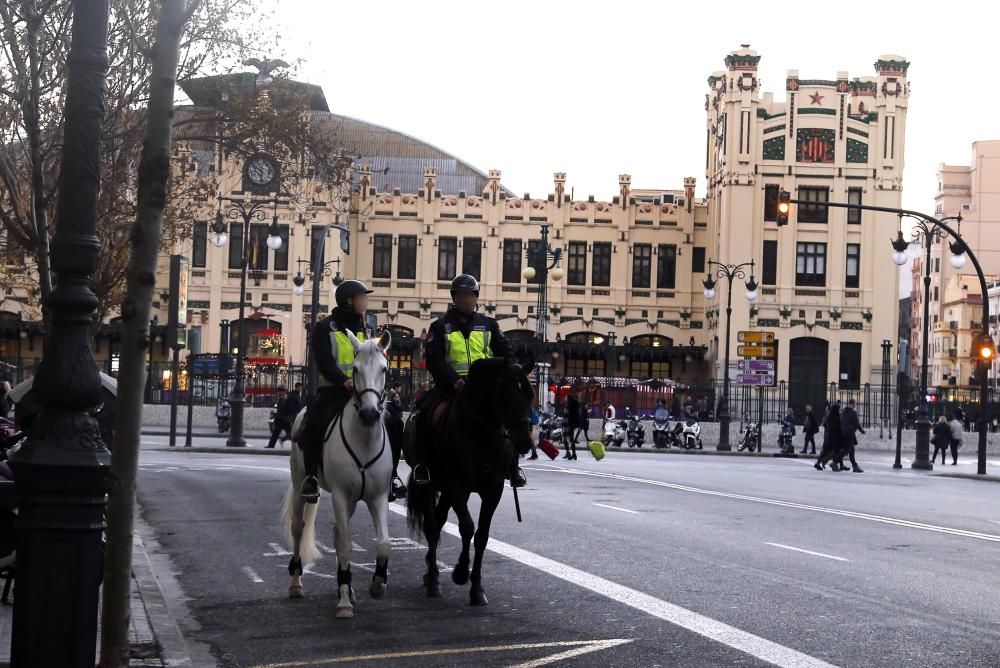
left=288, top=557, right=303, bottom=577
left=374, top=558, right=388, bottom=582
left=337, top=567, right=352, bottom=586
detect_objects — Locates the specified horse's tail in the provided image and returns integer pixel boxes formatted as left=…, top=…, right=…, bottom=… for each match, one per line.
left=281, top=481, right=320, bottom=565
left=405, top=471, right=436, bottom=538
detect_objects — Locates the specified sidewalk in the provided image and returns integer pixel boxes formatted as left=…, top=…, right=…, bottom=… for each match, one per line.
left=0, top=527, right=193, bottom=666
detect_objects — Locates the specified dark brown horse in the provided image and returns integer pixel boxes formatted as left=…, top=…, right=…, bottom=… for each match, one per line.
left=406, top=356, right=534, bottom=605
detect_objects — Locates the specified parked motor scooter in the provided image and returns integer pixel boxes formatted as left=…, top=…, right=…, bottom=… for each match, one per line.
left=538, top=413, right=563, bottom=444
left=737, top=414, right=761, bottom=453
left=626, top=414, right=645, bottom=448
left=652, top=412, right=672, bottom=449
left=216, top=399, right=232, bottom=434
left=777, top=422, right=796, bottom=454
left=681, top=416, right=703, bottom=450
left=603, top=419, right=626, bottom=448
left=0, top=455, right=17, bottom=603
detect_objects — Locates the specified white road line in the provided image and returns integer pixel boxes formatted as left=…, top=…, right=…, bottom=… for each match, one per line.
left=593, top=503, right=639, bottom=515
left=530, top=464, right=1000, bottom=544
left=509, top=639, right=635, bottom=668
left=264, top=543, right=291, bottom=557
left=764, top=542, right=849, bottom=562
left=242, top=566, right=264, bottom=583
left=387, top=504, right=833, bottom=668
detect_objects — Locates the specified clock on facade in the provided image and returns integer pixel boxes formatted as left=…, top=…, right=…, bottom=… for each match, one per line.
left=245, top=155, right=277, bottom=189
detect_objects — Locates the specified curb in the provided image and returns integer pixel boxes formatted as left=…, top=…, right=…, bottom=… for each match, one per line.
left=131, top=519, right=193, bottom=667
left=933, top=472, right=1000, bottom=483
left=142, top=431, right=271, bottom=439
left=152, top=446, right=290, bottom=456
left=603, top=446, right=776, bottom=458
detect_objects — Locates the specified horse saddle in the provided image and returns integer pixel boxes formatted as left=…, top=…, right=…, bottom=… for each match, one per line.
left=402, top=400, right=450, bottom=467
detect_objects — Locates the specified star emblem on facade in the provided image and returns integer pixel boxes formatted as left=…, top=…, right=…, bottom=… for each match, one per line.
left=809, top=91, right=824, bottom=105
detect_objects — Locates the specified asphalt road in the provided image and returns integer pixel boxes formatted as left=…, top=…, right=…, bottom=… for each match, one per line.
left=136, top=442, right=1000, bottom=667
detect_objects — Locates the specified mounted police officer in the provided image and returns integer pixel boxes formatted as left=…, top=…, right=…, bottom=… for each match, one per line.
left=299, top=279, right=377, bottom=503
left=412, top=273, right=527, bottom=488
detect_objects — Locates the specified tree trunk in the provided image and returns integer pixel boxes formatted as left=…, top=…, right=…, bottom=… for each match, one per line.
left=23, top=0, right=53, bottom=307
left=98, top=2, right=187, bottom=665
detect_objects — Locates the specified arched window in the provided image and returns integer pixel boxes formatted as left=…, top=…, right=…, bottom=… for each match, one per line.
left=627, top=335, right=673, bottom=378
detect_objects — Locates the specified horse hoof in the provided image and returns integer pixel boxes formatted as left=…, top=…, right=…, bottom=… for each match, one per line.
left=288, top=584, right=304, bottom=599
left=423, top=575, right=442, bottom=598
left=369, top=576, right=386, bottom=599
left=469, top=588, right=488, bottom=606
left=349, top=586, right=357, bottom=605
left=451, top=565, right=469, bottom=586
left=335, top=605, right=354, bottom=619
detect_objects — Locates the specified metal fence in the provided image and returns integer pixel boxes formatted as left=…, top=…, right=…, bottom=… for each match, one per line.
left=145, top=360, right=308, bottom=407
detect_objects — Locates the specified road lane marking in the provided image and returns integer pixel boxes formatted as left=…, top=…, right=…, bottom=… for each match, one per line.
left=387, top=504, right=834, bottom=668
left=530, top=463, right=1000, bottom=544
left=264, top=543, right=291, bottom=557
left=241, top=566, right=264, bottom=583
left=253, top=639, right=634, bottom=667
left=764, top=542, right=849, bottom=562
left=593, top=502, right=639, bottom=515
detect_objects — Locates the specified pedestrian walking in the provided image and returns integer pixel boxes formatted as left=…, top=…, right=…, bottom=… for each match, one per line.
left=840, top=398, right=865, bottom=473
left=527, top=401, right=540, bottom=460
left=579, top=389, right=591, bottom=442
left=267, top=384, right=300, bottom=449
left=932, top=415, right=951, bottom=465
left=815, top=404, right=844, bottom=471
left=564, top=386, right=582, bottom=460
left=949, top=409, right=964, bottom=465
left=800, top=404, right=819, bottom=455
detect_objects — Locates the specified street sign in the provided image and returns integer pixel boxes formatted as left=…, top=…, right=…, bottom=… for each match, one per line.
left=737, top=344, right=776, bottom=358
left=738, top=359, right=775, bottom=371
left=738, top=374, right=775, bottom=386
left=737, top=330, right=775, bottom=344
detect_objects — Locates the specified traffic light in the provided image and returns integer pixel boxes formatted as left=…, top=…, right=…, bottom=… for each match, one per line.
left=776, top=190, right=791, bottom=226
left=976, top=333, right=996, bottom=363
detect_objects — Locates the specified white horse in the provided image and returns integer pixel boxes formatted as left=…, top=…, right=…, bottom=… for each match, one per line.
left=281, top=329, right=392, bottom=619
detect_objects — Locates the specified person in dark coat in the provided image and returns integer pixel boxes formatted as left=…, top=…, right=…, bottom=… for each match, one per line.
left=800, top=404, right=819, bottom=455
left=931, top=415, right=951, bottom=465
left=949, top=408, right=964, bottom=466
left=840, top=398, right=865, bottom=473
left=815, top=404, right=844, bottom=471
left=266, top=383, right=302, bottom=448
left=563, top=386, right=582, bottom=460
left=383, top=382, right=406, bottom=499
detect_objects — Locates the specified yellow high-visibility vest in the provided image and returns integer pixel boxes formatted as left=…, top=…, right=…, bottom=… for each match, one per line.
left=445, top=326, right=492, bottom=377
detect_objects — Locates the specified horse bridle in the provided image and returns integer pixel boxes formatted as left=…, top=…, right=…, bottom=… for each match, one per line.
left=351, top=385, right=385, bottom=413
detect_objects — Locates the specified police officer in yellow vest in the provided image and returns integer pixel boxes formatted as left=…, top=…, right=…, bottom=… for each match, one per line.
left=300, top=280, right=376, bottom=503
left=417, top=273, right=527, bottom=487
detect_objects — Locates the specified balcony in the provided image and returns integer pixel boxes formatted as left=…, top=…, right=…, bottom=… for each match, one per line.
left=948, top=348, right=957, bottom=358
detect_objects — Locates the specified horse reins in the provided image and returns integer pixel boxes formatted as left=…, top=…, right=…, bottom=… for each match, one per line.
left=323, top=371, right=387, bottom=503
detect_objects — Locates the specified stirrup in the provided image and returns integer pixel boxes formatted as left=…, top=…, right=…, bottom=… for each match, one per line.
left=301, top=475, right=320, bottom=504
left=389, top=475, right=407, bottom=501
left=510, top=466, right=527, bottom=489
left=412, top=463, right=431, bottom=486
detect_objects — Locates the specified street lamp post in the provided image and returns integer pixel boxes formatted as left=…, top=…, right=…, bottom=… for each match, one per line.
left=211, top=193, right=284, bottom=447
left=292, top=223, right=347, bottom=402
left=703, top=259, right=758, bottom=451
left=523, top=223, right=563, bottom=401
left=890, top=215, right=963, bottom=470
left=7, top=3, right=111, bottom=665
left=780, top=192, right=993, bottom=474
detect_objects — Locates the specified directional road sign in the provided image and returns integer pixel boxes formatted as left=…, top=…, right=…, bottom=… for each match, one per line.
left=737, top=330, right=775, bottom=344
left=737, top=359, right=775, bottom=371
left=737, top=344, right=776, bottom=358
left=738, top=374, right=775, bottom=386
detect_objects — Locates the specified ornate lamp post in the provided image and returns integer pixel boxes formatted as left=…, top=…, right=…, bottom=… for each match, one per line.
left=211, top=193, right=284, bottom=446
left=292, top=227, right=347, bottom=402
left=8, top=3, right=111, bottom=664
left=890, top=214, right=965, bottom=470
left=702, top=259, right=758, bottom=451
left=523, top=223, right=563, bottom=400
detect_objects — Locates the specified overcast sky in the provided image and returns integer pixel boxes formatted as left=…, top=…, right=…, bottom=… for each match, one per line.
left=264, top=0, right=999, bottom=294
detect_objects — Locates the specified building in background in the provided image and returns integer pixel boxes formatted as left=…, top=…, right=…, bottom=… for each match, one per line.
left=910, top=140, right=1000, bottom=385
left=929, top=275, right=986, bottom=388
left=705, top=47, right=909, bottom=411
left=898, top=295, right=912, bottom=378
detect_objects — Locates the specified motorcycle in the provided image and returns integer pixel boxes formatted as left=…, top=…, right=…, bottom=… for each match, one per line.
left=737, top=415, right=760, bottom=453
left=216, top=399, right=231, bottom=434
left=0, top=444, right=17, bottom=603
left=626, top=414, right=645, bottom=448
left=603, top=419, right=626, bottom=448
left=777, top=422, right=796, bottom=454
left=681, top=417, right=703, bottom=450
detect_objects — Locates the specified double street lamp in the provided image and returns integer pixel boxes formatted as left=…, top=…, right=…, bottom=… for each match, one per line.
left=703, top=259, right=758, bottom=451
left=522, top=223, right=563, bottom=400
left=292, top=223, right=348, bottom=401
left=211, top=192, right=284, bottom=447
left=890, top=214, right=994, bottom=470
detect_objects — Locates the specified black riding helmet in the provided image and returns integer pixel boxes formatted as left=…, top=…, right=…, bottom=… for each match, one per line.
left=450, top=273, right=480, bottom=297
left=334, top=279, right=373, bottom=310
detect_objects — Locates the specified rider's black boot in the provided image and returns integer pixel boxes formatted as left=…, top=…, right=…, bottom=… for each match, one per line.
left=389, top=473, right=407, bottom=500
left=509, top=464, right=527, bottom=488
